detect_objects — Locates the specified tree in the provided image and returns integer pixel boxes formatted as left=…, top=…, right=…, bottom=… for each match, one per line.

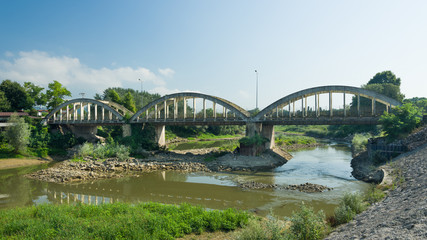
left=379, top=103, right=422, bottom=140
left=362, top=83, right=404, bottom=102
left=0, top=80, right=32, bottom=110
left=367, top=70, right=401, bottom=86
left=4, top=113, right=31, bottom=153
left=46, top=80, right=71, bottom=110
left=24, top=82, right=47, bottom=106
left=0, top=90, right=11, bottom=111
left=123, top=92, right=136, bottom=112
left=105, top=89, right=122, bottom=104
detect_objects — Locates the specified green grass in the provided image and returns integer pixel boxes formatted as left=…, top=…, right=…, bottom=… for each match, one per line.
left=197, top=133, right=239, bottom=140
left=0, top=202, right=249, bottom=240
left=168, top=139, right=239, bottom=151
left=275, top=134, right=317, bottom=146
left=275, top=125, right=329, bottom=137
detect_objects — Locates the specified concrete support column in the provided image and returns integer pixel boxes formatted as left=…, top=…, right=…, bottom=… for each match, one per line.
left=289, top=104, right=291, bottom=117
left=88, top=103, right=91, bottom=120
left=213, top=102, right=216, bottom=119
left=293, top=101, right=295, bottom=117
left=372, top=98, right=376, bottom=116
left=305, top=96, right=308, bottom=117
left=329, top=91, right=333, bottom=117
left=343, top=92, right=346, bottom=117
left=155, top=125, right=166, bottom=147
left=94, top=104, right=97, bottom=121
left=155, top=104, right=158, bottom=120
left=74, top=104, right=77, bottom=121
left=315, top=93, right=318, bottom=117
left=122, top=124, right=131, bottom=137
left=183, top=98, right=186, bottom=119
left=301, top=98, right=304, bottom=117
left=357, top=94, right=361, bottom=117
left=102, top=107, right=105, bottom=122
left=69, top=125, right=98, bottom=141
left=164, top=101, right=167, bottom=120
left=59, top=107, right=62, bottom=121
left=193, top=98, right=196, bottom=120
left=223, top=106, right=226, bottom=119
left=246, top=122, right=262, bottom=137
left=67, top=105, right=70, bottom=121
left=261, top=124, right=275, bottom=149
left=203, top=99, right=206, bottom=120
left=80, top=102, right=84, bottom=121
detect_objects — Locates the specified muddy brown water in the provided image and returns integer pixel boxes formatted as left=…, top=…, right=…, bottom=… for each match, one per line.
left=0, top=142, right=369, bottom=218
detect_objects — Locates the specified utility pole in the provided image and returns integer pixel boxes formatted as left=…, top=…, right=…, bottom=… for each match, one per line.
left=138, top=78, right=143, bottom=107
left=255, top=70, right=258, bottom=110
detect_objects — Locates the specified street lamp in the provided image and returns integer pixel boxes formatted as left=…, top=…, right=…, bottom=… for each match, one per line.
left=255, top=70, right=258, bottom=110
left=138, top=78, right=143, bottom=107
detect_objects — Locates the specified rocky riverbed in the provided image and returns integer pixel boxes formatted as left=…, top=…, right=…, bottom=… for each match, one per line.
left=26, top=149, right=290, bottom=183
left=237, top=181, right=333, bottom=192
left=326, top=142, right=427, bottom=239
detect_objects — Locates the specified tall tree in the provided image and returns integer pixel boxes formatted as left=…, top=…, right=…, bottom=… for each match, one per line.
left=5, top=113, right=31, bottom=153
left=105, top=89, right=122, bottom=104
left=46, top=80, right=71, bottom=110
left=123, top=92, right=136, bottom=112
left=0, top=90, right=11, bottom=111
left=24, top=82, right=47, bottom=106
left=0, top=80, right=32, bottom=110
left=367, top=70, right=401, bottom=86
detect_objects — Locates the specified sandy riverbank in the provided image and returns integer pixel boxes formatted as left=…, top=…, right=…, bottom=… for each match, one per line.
left=0, top=158, right=51, bottom=170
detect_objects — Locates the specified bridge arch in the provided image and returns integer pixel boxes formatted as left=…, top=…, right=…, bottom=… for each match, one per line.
left=254, top=85, right=402, bottom=122
left=41, top=98, right=132, bottom=125
left=130, top=92, right=251, bottom=124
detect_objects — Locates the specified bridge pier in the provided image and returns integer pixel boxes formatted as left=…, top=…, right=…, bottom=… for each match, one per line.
left=155, top=125, right=166, bottom=147
left=68, top=125, right=99, bottom=141
left=122, top=124, right=132, bottom=138
left=242, top=122, right=275, bottom=156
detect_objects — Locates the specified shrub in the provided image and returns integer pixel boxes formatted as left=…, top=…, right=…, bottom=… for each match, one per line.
left=379, top=103, right=422, bottom=140
left=364, top=185, right=385, bottom=204
left=334, top=193, right=367, bottom=225
left=4, top=113, right=31, bottom=154
left=288, top=204, right=327, bottom=240
left=75, top=142, right=130, bottom=161
left=239, top=133, right=269, bottom=146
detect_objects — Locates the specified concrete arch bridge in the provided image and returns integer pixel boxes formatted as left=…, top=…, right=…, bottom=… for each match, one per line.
left=42, top=85, right=401, bottom=149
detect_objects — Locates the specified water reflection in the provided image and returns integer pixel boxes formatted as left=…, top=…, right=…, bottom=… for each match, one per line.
left=0, top=143, right=369, bottom=218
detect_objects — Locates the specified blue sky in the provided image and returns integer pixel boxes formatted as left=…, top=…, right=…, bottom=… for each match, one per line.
left=0, top=0, right=426, bottom=110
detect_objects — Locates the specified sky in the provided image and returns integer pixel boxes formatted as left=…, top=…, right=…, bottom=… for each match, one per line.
left=0, top=0, right=426, bottom=110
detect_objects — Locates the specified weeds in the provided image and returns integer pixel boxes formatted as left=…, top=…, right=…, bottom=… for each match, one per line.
left=334, top=193, right=367, bottom=225
left=75, top=142, right=130, bottom=161
left=0, top=202, right=249, bottom=239
left=364, top=184, right=385, bottom=204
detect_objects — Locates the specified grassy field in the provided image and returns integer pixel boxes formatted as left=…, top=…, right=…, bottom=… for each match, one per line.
left=0, top=202, right=249, bottom=240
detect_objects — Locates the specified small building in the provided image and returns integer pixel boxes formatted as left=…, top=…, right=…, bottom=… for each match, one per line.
left=0, top=112, right=29, bottom=127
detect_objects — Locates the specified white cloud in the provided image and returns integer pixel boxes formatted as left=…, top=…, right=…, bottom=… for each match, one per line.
left=158, top=68, right=175, bottom=77
left=0, top=50, right=175, bottom=98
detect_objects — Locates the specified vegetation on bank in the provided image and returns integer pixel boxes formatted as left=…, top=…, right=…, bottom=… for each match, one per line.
left=0, top=202, right=249, bottom=240
left=275, top=134, right=316, bottom=147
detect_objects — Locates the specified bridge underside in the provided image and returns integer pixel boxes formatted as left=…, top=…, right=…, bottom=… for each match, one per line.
left=135, top=119, right=247, bottom=126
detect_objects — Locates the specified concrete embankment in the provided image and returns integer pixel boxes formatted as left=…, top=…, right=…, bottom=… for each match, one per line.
left=326, top=142, right=427, bottom=239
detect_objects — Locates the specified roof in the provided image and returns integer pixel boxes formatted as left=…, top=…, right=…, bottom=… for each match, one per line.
left=0, top=112, right=30, bottom=117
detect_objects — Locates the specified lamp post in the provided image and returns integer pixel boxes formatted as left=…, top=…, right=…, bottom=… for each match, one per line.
left=255, top=70, right=258, bottom=110
left=138, top=78, right=143, bottom=107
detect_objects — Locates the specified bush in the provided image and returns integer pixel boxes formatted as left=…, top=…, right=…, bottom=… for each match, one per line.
left=334, top=193, right=367, bottom=225
left=235, top=217, right=284, bottom=240
left=380, top=103, right=422, bottom=141
left=75, top=142, right=130, bottom=161
left=288, top=204, right=327, bottom=240
left=4, top=113, right=31, bottom=154
left=275, top=134, right=316, bottom=146
left=364, top=185, right=385, bottom=204
left=239, top=134, right=269, bottom=146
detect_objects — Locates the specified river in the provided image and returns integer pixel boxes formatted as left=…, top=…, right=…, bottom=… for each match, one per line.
left=0, top=142, right=369, bottom=218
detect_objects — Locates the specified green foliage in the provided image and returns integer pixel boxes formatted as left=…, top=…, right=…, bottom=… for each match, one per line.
left=363, top=184, right=385, bottom=205
left=28, top=123, right=50, bottom=157
left=334, top=193, right=366, bottom=225
left=122, top=91, right=136, bottom=112
left=0, top=79, right=32, bottom=111
left=367, top=70, right=401, bottom=86
left=351, top=133, right=372, bottom=155
left=24, top=82, right=47, bottom=106
left=235, top=217, right=285, bottom=240
left=327, top=125, right=378, bottom=138
left=101, top=87, right=161, bottom=109
left=275, top=134, right=316, bottom=146
left=75, top=142, right=130, bottom=161
left=379, top=103, right=422, bottom=140
left=239, top=134, right=269, bottom=146
left=363, top=83, right=404, bottom=102
left=48, top=132, right=77, bottom=149
left=46, top=80, right=72, bottom=110
left=404, top=97, right=427, bottom=113
left=4, top=113, right=31, bottom=154
left=288, top=204, right=327, bottom=240
left=0, top=202, right=249, bottom=239
left=0, top=90, right=11, bottom=111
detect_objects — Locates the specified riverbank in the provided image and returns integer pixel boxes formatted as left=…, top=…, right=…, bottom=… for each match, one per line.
left=326, top=142, right=427, bottom=239
left=0, top=158, right=52, bottom=170
left=26, top=148, right=291, bottom=183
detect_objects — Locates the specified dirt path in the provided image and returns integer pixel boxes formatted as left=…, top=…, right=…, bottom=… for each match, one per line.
left=0, top=158, right=51, bottom=170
